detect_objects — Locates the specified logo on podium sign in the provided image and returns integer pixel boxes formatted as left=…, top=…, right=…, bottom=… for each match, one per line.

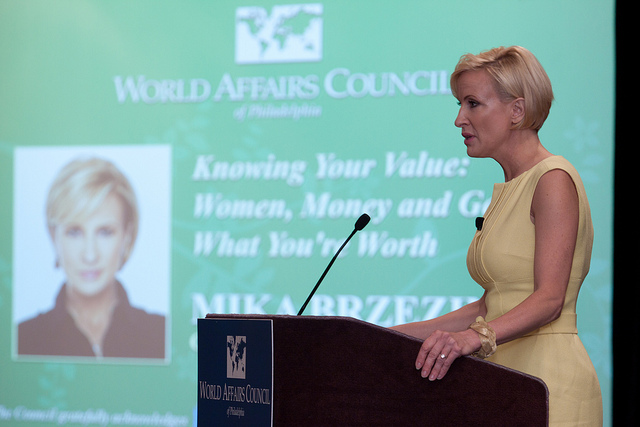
left=198, top=319, right=273, bottom=426
left=227, top=335, right=247, bottom=379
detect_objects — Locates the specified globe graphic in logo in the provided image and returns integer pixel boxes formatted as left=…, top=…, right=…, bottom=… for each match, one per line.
left=226, top=335, right=247, bottom=379
left=235, top=4, right=323, bottom=64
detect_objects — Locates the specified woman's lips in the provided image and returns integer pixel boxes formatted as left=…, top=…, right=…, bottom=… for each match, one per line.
left=79, top=270, right=102, bottom=281
left=462, top=132, right=475, bottom=144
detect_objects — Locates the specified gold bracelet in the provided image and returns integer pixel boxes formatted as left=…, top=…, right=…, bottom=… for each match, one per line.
left=468, top=316, right=497, bottom=358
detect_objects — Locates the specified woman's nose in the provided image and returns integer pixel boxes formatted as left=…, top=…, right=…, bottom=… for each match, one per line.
left=454, top=108, right=466, bottom=128
left=82, top=236, right=98, bottom=263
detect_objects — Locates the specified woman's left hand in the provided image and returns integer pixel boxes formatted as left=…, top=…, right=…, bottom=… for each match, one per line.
left=415, top=328, right=480, bottom=380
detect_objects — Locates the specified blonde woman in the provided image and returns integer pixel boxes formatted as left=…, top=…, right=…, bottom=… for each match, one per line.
left=392, top=46, right=602, bottom=425
left=18, top=157, right=165, bottom=360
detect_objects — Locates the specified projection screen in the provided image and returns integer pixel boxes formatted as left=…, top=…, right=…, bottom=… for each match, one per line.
left=0, top=1, right=614, bottom=425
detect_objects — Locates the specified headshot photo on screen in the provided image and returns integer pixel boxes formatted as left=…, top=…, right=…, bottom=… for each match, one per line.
left=13, top=146, right=171, bottom=363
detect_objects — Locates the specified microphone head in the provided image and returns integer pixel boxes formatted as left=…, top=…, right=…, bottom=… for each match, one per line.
left=354, top=213, right=371, bottom=231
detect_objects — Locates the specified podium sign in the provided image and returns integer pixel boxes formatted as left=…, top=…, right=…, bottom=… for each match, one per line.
left=198, top=318, right=273, bottom=426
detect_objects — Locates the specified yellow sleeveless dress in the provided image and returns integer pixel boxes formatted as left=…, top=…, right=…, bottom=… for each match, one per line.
left=467, top=156, right=603, bottom=425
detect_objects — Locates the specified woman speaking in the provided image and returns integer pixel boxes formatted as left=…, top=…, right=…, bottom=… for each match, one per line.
left=392, top=46, right=602, bottom=425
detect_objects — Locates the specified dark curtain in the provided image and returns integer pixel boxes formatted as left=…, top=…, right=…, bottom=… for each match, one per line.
left=613, top=1, right=636, bottom=424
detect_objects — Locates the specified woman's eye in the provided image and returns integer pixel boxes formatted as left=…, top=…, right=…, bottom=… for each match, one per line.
left=65, top=226, right=83, bottom=237
left=98, top=227, right=116, bottom=237
left=456, top=99, right=479, bottom=108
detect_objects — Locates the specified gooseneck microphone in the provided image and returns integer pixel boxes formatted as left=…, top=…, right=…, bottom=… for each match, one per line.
left=297, top=213, right=371, bottom=316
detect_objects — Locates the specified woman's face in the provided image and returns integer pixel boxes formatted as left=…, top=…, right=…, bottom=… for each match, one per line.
left=454, top=70, right=517, bottom=160
left=53, top=193, right=131, bottom=296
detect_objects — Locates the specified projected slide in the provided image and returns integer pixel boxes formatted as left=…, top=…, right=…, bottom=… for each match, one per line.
left=0, top=1, right=614, bottom=425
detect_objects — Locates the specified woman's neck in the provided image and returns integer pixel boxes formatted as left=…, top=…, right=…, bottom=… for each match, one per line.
left=65, top=281, right=119, bottom=350
left=495, top=131, right=552, bottom=181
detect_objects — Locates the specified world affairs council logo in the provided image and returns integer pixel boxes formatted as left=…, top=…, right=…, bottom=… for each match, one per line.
left=235, top=3, right=323, bottom=64
left=227, top=336, right=247, bottom=379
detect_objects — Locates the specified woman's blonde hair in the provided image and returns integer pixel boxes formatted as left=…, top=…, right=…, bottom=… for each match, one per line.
left=46, top=157, right=139, bottom=266
left=450, top=46, right=554, bottom=131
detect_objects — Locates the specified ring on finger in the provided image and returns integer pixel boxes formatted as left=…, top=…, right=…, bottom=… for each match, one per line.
left=440, top=353, right=446, bottom=359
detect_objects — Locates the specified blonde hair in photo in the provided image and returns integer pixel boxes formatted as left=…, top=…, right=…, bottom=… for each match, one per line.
left=45, top=157, right=139, bottom=266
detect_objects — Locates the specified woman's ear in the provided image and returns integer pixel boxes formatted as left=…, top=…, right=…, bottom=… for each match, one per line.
left=119, top=226, right=134, bottom=269
left=49, top=226, right=61, bottom=268
left=511, top=98, right=526, bottom=126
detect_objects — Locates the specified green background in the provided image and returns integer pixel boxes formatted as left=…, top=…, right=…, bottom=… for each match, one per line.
left=0, top=1, right=614, bottom=425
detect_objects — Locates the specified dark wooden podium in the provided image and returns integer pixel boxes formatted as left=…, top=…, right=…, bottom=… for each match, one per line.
left=198, top=314, right=548, bottom=426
